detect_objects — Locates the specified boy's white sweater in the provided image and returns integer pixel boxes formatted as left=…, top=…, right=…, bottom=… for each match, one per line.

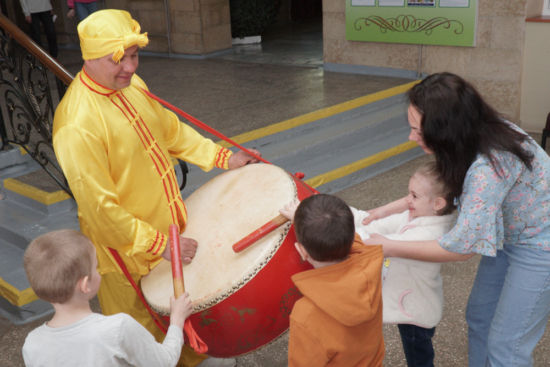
left=23, top=313, right=183, bottom=367
left=351, top=208, right=457, bottom=328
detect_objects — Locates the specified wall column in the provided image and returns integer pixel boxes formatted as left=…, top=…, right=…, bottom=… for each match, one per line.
left=168, top=0, right=232, bottom=55
left=106, top=0, right=232, bottom=55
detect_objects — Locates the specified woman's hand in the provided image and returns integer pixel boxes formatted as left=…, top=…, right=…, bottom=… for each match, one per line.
left=363, top=233, right=390, bottom=246
left=365, top=237, right=476, bottom=262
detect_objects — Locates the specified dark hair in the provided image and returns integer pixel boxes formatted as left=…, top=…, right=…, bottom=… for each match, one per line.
left=407, top=72, right=533, bottom=199
left=414, top=162, right=456, bottom=215
left=293, top=194, right=355, bottom=262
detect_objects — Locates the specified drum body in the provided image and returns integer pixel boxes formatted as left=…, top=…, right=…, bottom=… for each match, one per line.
left=141, top=164, right=314, bottom=357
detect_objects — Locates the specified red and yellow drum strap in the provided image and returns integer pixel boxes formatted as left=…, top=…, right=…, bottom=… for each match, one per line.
left=141, top=87, right=269, bottom=165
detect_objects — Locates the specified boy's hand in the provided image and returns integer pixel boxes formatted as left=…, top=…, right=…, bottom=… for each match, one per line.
left=279, top=199, right=300, bottom=222
left=169, top=293, right=193, bottom=330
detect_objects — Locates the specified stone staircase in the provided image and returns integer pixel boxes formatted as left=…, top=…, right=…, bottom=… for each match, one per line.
left=0, top=82, right=423, bottom=323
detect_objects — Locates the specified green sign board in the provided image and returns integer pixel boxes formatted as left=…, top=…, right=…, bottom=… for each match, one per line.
left=346, top=0, right=477, bottom=47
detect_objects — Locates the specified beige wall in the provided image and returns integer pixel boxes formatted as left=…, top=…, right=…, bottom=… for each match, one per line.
left=8, top=0, right=231, bottom=56
left=105, top=0, right=232, bottom=55
left=323, top=0, right=541, bottom=124
left=519, top=22, right=550, bottom=132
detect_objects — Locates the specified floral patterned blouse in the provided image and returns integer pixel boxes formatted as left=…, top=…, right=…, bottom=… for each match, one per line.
left=438, top=133, right=550, bottom=257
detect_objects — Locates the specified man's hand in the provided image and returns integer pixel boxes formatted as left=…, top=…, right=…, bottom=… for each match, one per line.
left=279, top=199, right=300, bottom=222
left=67, top=9, right=75, bottom=19
left=161, top=236, right=198, bottom=264
left=228, top=149, right=261, bottom=169
left=25, top=15, right=32, bottom=24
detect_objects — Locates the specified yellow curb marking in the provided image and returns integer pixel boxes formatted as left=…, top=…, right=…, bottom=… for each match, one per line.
left=0, top=277, right=38, bottom=307
left=17, top=145, right=28, bottom=155
left=217, top=80, right=420, bottom=148
left=4, top=178, right=71, bottom=205
left=305, top=141, right=419, bottom=188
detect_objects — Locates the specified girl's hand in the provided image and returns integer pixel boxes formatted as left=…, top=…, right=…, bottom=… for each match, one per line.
left=363, top=233, right=390, bottom=246
left=362, top=208, right=385, bottom=225
left=67, top=9, right=75, bottom=19
left=362, top=197, right=409, bottom=225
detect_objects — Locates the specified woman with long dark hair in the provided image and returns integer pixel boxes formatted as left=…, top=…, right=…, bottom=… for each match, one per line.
left=363, top=72, right=550, bottom=366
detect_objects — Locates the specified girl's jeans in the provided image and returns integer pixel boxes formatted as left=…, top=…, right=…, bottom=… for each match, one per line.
left=398, top=324, right=436, bottom=367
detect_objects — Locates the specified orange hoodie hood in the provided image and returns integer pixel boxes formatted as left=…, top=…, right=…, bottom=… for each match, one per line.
left=291, top=236, right=384, bottom=327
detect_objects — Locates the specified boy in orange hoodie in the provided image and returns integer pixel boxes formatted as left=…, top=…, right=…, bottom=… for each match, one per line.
left=280, top=194, right=385, bottom=367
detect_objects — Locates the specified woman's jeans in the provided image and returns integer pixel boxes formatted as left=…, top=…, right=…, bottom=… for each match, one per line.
left=398, top=324, right=436, bottom=367
left=75, top=1, right=98, bottom=21
left=466, top=245, right=550, bottom=367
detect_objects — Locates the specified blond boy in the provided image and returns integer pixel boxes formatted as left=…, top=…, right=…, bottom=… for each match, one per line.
left=22, top=230, right=192, bottom=367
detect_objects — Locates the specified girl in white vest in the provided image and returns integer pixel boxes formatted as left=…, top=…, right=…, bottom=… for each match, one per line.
left=352, top=162, right=457, bottom=367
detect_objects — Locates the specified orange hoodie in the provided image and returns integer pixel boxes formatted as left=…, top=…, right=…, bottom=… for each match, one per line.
left=288, top=235, right=385, bottom=367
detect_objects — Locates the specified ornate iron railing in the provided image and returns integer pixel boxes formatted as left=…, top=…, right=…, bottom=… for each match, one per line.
left=0, top=13, right=74, bottom=197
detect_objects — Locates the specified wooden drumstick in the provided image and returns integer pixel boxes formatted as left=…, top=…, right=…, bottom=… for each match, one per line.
left=169, top=224, right=185, bottom=297
left=169, top=224, right=208, bottom=354
left=232, top=214, right=290, bottom=253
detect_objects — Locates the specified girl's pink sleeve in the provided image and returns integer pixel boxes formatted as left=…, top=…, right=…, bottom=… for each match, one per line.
left=68, top=0, right=75, bottom=8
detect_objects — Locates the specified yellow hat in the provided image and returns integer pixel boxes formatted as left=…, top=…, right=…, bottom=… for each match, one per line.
left=78, top=9, right=149, bottom=63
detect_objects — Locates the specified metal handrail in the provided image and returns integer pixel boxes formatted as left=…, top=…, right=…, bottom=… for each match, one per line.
left=0, top=13, right=75, bottom=197
left=0, top=14, right=74, bottom=85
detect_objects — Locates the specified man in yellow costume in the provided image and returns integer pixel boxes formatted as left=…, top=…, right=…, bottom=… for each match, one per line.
left=52, top=9, right=259, bottom=367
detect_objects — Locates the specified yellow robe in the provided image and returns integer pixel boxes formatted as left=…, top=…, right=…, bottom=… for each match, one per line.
left=53, top=69, right=228, bottom=366
left=53, top=68, right=232, bottom=275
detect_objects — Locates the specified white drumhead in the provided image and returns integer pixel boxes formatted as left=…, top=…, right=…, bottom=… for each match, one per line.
left=141, top=163, right=297, bottom=314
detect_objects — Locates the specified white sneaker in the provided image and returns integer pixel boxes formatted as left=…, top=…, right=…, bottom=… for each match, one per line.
left=196, top=357, right=237, bottom=367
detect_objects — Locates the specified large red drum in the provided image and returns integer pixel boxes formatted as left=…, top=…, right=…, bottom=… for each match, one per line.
left=141, top=163, right=314, bottom=357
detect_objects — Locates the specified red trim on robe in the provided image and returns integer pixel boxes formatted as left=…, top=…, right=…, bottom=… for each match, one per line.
left=147, top=232, right=160, bottom=253
left=80, top=69, right=117, bottom=96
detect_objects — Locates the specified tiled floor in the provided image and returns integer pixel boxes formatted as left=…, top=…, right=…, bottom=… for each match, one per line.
left=214, top=17, right=323, bottom=68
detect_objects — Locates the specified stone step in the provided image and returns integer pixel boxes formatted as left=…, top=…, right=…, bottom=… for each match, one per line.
left=0, top=82, right=422, bottom=323
left=0, top=238, right=53, bottom=324
left=0, top=146, right=38, bottom=181
left=181, top=92, right=422, bottom=198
